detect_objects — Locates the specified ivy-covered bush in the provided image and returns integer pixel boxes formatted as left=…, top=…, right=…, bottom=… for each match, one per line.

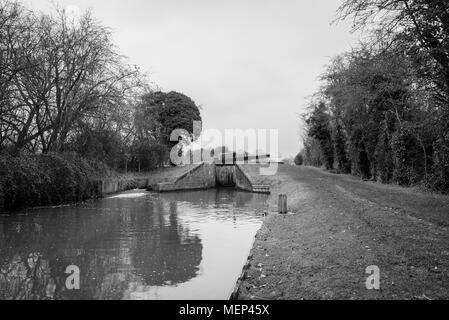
left=391, top=126, right=425, bottom=186
left=428, top=134, right=449, bottom=192
left=374, top=123, right=394, bottom=183
left=0, top=153, right=112, bottom=211
left=294, top=153, right=304, bottom=166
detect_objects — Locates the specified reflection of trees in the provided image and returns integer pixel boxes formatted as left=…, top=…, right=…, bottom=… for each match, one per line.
left=0, top=195, right=202, bottom=300
left=129, top=200, right=202, bottom=287
left=0, top=253, right=48, bottom=300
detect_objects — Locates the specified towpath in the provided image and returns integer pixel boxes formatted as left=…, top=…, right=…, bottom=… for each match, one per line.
left=237, top=164, right=449, bottom=300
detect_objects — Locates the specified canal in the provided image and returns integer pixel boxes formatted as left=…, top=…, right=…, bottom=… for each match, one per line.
left=0, top=189, right=267, bottom=300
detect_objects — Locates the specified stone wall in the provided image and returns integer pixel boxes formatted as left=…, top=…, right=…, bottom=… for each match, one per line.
left=234, top=165, right=254, bottom=192
left=100, top=180, right=120, bottom=195
left=98, top=177, right=148, bottom=196
left=152, top=163, right=216, bottom=192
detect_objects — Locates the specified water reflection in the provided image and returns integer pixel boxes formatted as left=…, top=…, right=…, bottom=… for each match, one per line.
left=0, top=189, right=266, bottom=300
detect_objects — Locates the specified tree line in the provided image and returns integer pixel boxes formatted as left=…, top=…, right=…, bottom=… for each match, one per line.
left=0, top=1, right=201, bottom=172
left=300, top=0, right=449, bottom=193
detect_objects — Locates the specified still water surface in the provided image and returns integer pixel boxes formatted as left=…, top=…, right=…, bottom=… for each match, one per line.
left=0, top=189, right=267, bottom=300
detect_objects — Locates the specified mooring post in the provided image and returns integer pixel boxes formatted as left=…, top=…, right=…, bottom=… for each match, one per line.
left=278, top=194, right=288, bottom=214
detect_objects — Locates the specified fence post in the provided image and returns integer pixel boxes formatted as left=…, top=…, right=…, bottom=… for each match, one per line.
left=278, top=194, right=288, bottom=214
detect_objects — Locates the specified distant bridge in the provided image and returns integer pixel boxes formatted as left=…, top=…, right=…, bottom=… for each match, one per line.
left=214, top=153, right=271, bottom=165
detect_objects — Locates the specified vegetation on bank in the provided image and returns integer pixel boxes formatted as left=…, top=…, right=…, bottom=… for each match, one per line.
left=299, top=0, right=449, bottom=193
left=0, top=153, right=112, bottom=211
left=0, top=1, right=203, bottom=211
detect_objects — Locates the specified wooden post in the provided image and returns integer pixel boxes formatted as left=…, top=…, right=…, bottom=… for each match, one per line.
left=278, top=194, right=288, bottom=214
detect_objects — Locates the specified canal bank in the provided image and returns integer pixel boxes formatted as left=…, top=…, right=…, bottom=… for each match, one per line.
left=0, top=153, right=197, bottom=213
left=234, top=164, right=449, bottom=300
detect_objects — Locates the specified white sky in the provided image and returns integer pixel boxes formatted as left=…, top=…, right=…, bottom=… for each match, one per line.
left=27, top=0, right=359, bottom=158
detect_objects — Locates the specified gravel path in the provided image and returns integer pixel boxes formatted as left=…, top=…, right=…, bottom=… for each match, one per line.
left=236, top=164, right=449, bottom=300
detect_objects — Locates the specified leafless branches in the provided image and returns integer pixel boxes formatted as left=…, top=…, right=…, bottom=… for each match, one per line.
left=0, top=0, right=146, bottom=153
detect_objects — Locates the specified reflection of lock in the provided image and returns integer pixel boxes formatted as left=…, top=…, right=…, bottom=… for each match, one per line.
left=46, top=279, right=57, bottom=299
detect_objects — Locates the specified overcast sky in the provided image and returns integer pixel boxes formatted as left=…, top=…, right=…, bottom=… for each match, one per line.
left=28, top=0, right=358, bottom=158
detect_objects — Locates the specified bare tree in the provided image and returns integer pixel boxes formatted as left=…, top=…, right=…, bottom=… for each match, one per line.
left=0, top=1, right=38, bottom=151
left=1, top=3, right=145, bottom=153
left=338, top=0, right=449, bottom=104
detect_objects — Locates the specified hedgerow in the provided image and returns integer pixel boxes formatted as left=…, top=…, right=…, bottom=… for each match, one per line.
left=0, top=153, right=112, bottom=211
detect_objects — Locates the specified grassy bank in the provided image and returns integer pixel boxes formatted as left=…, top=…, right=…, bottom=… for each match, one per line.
left=236, top=164, right=449, bottom=300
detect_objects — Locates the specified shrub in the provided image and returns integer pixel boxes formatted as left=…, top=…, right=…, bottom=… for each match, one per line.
left=294, top=153, right=304, bottom=166
left=130, top=142, right=169, bottom=172
left=391, top=126, right=425, bottom=186
left=0, top=153, right=111, bottom=211
left=374, top=122, right=394, bottom=183
left=303, top=136, right=323, bottom=167
left=428, top=134, right=449, bottom=193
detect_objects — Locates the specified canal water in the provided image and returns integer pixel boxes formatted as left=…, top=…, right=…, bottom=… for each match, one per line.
left=0, top=189, right=267, bottom=300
